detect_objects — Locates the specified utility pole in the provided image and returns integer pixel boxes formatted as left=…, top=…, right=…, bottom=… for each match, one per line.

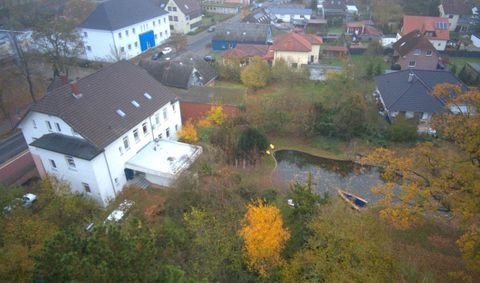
left=0, top=29, right=36, bottom=103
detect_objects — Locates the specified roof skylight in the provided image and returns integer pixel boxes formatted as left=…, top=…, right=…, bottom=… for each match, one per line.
left=131, top=100, right=140, bottom=107
left=144, top=92, right=152, bottom=100
left=116, top=109, right=126, bottom=117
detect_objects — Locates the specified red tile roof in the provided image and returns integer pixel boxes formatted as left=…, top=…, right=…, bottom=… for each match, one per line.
left=220, top=44, right=270, bottom=59
left=273, top=32, right=323, bottom=52
left=402, top=15, right=450, bottom=41
left=324, top=46, right=348, bottom=52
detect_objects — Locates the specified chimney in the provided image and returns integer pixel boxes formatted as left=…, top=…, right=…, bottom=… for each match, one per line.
left=408, top=72, right=415, bottom=83
left=70, top=80, right=82, bottom=98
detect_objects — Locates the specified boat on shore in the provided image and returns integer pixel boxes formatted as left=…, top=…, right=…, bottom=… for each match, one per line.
left=337, top=189, right=368, bottom=210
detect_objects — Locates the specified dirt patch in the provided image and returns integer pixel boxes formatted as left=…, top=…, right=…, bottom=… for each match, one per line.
left=428, top=234, right=456, bottom=250
left=396, top=244, right=467, bottom=282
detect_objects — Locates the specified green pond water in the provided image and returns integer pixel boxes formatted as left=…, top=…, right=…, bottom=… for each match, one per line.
left=273, top=150, right=384, bottom=203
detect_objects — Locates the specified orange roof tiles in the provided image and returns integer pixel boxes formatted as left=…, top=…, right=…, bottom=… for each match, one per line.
left=273, top=32, right=323, bottom=52
left=402, top=15, right=450, bottom=41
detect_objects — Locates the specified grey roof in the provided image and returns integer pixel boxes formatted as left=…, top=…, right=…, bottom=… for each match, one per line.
left=171, top=0, right=202, bottom=18
left=267, top=5, right=312, bottom=16
left=213, top=23, right=272, bottom=43
left=243, top=8, right=271, bottom=24
left=30, top=61, right=177, bottom=149
left=393, top=30, right=436, bottom=56
left=375, top=70, right=467, bottom=113
left=30, top=133, right=103, bottom=160
left=79, top=0, right=168, bottom=30
left=467, top=63, right=480, bottom=73
left=138, top=53, right=217, bottom=89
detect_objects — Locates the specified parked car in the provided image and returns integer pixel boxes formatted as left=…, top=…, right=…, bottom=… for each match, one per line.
left=3, top=193, right=37, bottom=214
left=104, top=200, right=134, bottom=223
left=207, top=26, right=216, bottom=32
left=151, top=52, right=163, bottom=60
left=162, top=47, right=173, bottom=54
left=22, top=193, right=37, bottom=207
left=203, top=55, right=215, bottom=62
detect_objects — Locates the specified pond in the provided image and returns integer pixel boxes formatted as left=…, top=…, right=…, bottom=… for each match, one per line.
left=273, top=150, right=385, bottom=203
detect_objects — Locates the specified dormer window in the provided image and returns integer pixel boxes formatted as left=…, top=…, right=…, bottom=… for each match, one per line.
left=426, top=50, right=433, bottom=56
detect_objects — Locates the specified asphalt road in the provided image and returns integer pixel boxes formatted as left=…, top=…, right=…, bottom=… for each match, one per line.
left=0, top=132, right=28, bottom=164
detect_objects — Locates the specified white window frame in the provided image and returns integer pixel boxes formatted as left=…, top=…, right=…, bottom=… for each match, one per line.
left=133, top=129, right=140, bottom=143
left=123, top=136, right=130, bottom=151
left=55, top=122, right=61, bottom=132
left=49, top=159, right=57, bottom=169
left=82, top=182, right=91, bottom=193
left=65, top=155, right=76, bottom=169
left=46, top=121, right=52, bottom=131
left=142, top=122, right=149, bottom=135
left=163, top=108, right=168, bottom=120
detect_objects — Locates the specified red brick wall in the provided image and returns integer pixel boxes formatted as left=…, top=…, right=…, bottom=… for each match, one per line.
left=180, top=101, right=241, bottom=124
left=0, top=151, right=38, bottom=185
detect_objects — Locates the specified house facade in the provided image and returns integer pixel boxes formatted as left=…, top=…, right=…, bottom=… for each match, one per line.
left=166, top=0, right=203, bottom=34
left=438, top=0, right=477, bottom=32
left=212, top=23, right=272, bottom=51
left=272, top=32, right=323, bottom=68
left=202, top=1, right=241, bottom=15
left=375, top=70, right=468, bottom=133
left=79, top=0, right=170, bottom=61
left=392, top=30, right=442, bottom=70
left=18, top=62, right=201, bottom=206
left=399, top=15, right=450, bottom=51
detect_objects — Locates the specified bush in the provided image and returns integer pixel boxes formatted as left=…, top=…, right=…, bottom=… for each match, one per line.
left=386, top=117, right=418, bottom=142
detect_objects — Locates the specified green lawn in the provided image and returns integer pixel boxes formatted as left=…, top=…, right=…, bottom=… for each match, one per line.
left=327, top=26, right=344, bottom=33
left=448, top=56, right=480, bottom=67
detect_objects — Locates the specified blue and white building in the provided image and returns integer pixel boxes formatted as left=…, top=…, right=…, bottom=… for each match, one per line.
left=78, top=0, right=170, bottom=61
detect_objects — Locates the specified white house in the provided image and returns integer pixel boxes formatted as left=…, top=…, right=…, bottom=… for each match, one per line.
left=165, top=0, right=203, bottom=34
left=18, top=61, right=202, bottom=206
left=78, top=0, right=170, bottom=61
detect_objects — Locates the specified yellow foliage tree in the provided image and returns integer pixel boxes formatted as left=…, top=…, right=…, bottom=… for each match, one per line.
left=239, top=200, right=290, bottom=276
left=197, top=106, right=225, bottom=129
left=362, top=85, right=480, bottom=277
left=206, top=106, right=225, bottom=126
left=176, top=119, right=198, bottom=143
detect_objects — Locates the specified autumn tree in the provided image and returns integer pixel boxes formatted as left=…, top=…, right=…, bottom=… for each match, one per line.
left=182, top=207, right=247, bottom=282
left=239, top=200, right=290, bottom=276
left=284, top=202, right=396, bottom=282
left=371, top=0, right=403, bottom=32
left=271, top=58, right=290, bottom=82
left=205, top=105, right=225, bottom=126
left=216, top=58, right=241, bottom=82
left=240, top=56, right=270, bottom=90
left=177, top=119, right=199, bottom=143
left=32, top=14, right=84, bottom=76
left=169, top=32, right=188, bottom=52
left=63, top=0, right=96, bottom=25
left=35, top=223, right=193, bottom=282
left=362, top=85, right=480, bottom=278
